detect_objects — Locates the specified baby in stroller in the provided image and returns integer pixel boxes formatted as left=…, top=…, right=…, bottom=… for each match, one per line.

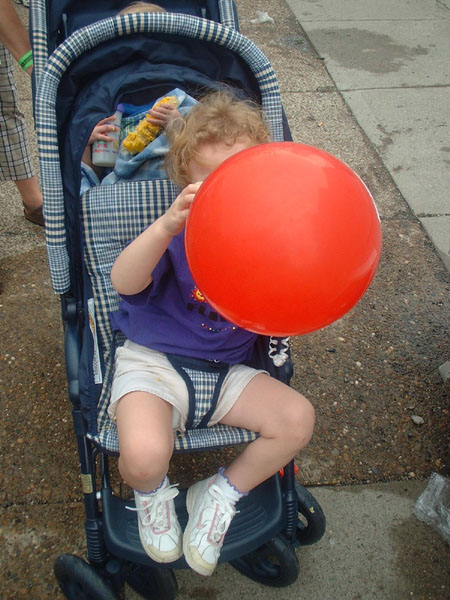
left=108, top=90, right=316, bottom=576
left=81, top=93, right=182, bottom=186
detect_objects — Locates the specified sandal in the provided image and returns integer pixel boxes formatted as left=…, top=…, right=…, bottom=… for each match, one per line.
left=24, top=206, right=45, bottom=227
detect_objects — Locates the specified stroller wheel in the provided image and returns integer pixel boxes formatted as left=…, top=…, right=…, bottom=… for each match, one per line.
left=54, top=553, right=119, bottom=600
left=295, top=482, right=326, bottom=546
left=125, top=563, right=178, bottom=600
left=229, top=534, right=299, bottom=587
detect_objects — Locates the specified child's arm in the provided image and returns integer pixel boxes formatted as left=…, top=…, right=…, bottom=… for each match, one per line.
left=81, top=115, right=118, bottom=171
left=111, top=182, right=201, bottom=295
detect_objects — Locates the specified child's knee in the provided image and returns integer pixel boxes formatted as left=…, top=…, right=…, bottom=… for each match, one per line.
left=280, top=394, right=315, bottom=449
left=297, top=397, right=315, bottom=443
left=120, top=439, right=172, bottom=484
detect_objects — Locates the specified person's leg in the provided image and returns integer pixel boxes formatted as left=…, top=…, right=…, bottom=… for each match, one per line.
left=115, top=390, right=182, bottom=563
left=115, top=390, right=174, bottom=492
left=219, top=373, right=315, bottom=492
left=16, top=177, right=44, bottom=225
left=184, top=373, right=314, bottom=576
left=0, top=44, right=43, bottom=225
left=16, top=177, right=42, bottom=211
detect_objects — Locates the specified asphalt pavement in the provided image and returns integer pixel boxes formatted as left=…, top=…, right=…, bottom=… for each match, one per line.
left=0, top=1, right=449, bottom=599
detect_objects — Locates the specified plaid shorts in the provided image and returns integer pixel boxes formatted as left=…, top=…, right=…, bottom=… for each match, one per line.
left=0, top=44, right=34, bottom=181
left=109, top=340, right=266, bottom=432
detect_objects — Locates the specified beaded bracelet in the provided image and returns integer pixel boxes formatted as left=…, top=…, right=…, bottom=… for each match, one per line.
left=18, top=50, right=33, bottom=71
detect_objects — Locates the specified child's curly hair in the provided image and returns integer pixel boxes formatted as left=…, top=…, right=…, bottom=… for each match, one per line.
left=165, top=90, right=271, bottom=188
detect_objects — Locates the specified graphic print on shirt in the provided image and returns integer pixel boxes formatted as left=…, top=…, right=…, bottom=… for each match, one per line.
left=187, top=287, right=237, bottom=334
left=191, top=286, right=207, bottom=304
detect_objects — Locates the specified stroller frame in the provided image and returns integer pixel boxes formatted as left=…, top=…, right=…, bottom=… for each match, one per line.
left=32, top=3, right=326, bottom=598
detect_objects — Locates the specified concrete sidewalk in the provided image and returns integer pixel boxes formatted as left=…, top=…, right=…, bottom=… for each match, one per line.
left=174, top=479, right=449, bottom=600
left=286, top=0, right=450, bottom=271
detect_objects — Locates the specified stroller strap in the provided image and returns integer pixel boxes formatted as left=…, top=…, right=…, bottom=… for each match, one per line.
left=166, top=353, right=230, bottom=430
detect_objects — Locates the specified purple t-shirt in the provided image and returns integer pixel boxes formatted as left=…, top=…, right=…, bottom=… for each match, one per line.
left=109, top=231, right=257, bottom=364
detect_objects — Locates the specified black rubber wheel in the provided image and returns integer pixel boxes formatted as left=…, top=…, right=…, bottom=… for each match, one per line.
left=54, top=554, right=119, bottom=600
left=295, top=482, right=326, bottom=546
left=125, top=563, right=178, bottom=600
left=229, top=534, right=300, bottom=587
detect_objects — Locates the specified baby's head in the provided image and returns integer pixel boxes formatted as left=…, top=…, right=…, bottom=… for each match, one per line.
left=118, top=2, right=166, bottom=15
left=166, top=90, right=271, bottom=187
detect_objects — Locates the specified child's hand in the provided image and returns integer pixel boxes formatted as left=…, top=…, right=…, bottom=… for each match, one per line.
left=147, top=104, right=181, bottom=129
left=160, top=182, right=202, bottom=237
left=88, top=115, right=119, bottom=145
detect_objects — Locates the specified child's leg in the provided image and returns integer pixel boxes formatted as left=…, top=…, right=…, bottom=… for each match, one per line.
left=183, top=374, right=314, bottom=577
left=115, top=390, right=174, bottom=492
left=219, top=373, right=315, bottom=493
left=115, top=390, right=182, bottom=563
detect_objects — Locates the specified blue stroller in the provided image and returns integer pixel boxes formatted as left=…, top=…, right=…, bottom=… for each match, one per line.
left=31, top=1, right=326, bottom=597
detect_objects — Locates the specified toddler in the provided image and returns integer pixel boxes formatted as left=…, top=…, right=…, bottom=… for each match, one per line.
left=109, top=90, right=315, bottom=576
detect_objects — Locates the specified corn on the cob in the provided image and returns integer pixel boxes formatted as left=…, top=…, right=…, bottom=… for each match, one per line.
left=122, top=95, right=178, bottom=154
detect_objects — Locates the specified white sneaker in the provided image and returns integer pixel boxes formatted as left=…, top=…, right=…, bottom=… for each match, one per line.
left=129, top=481, right=182, bottom=563
left=184, top=476, right=236, bottom=576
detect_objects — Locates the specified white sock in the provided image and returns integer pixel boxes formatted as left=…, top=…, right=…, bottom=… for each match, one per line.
left=214, top=467, right=247, bottom=504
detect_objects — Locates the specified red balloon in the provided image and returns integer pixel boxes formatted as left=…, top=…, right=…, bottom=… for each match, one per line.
left=185, top=142, right=381, bottom=336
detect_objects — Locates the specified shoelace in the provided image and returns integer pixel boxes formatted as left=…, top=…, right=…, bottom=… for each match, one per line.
left=206, top=484, right=236, bottom=544
left=127, top=484, right=179, bottom=531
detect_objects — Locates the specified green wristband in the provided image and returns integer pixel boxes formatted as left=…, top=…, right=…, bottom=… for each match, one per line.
left=22, top=56, right=33, bottom=71
left=18, top=50, right=33, bottom=70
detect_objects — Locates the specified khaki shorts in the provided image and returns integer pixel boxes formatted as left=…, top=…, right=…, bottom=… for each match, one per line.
left=109, top=340, right=266, bottom=432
